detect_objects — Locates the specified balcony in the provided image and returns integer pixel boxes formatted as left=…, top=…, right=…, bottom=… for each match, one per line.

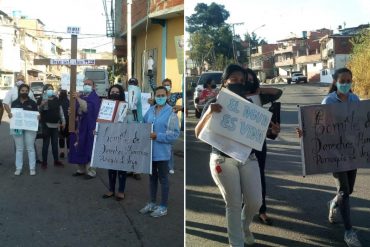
left=274, top=46, right=293, bottom=55
left=295, top=54, right=321, bottom=64
left=275, top=58, right=294, bottom=67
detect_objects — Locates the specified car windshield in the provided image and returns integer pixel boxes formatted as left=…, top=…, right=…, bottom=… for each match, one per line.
left=31, top=82, right=44, bottom=90
left=198, top=73, right=222, bottom=86
left=293, top=73, right=303, bottom=76
left=85, top=71, right=106, bottom=80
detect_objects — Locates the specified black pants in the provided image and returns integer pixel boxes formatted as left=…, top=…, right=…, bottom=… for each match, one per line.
left=108, top=170, right=127, bottom=193
left=333, top=169, right=357, bottom=230
left=58, top=124, right=70, bottom=149
left=255, top=141, right=267, bottom=214
left=42, top=126, right=59, bottom=162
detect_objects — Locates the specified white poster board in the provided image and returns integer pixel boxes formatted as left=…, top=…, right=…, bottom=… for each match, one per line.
left=199, top=121, right=252, bottom=162
left=124, top=92, right=151, bottom=116
left=10, top=108, right=39, bottom=131
left=114, top=102, right=129, bottom=122
left=91, top=123, right=153, bottom=174
left=209, top=88, right=272, bottom=151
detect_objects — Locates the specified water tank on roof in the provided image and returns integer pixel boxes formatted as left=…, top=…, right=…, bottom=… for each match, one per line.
left=302, top=31, right=307, bottom=39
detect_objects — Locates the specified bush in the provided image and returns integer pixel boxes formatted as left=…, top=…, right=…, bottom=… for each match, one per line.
left=348, top=30, right=370, bottom=99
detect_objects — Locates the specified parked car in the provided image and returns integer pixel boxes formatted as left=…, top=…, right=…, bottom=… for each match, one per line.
left=291, top=72, right=307, bottom=84
left=30, top=81, right=44, bottom=101
left=192, top=71, right=223, bottom=118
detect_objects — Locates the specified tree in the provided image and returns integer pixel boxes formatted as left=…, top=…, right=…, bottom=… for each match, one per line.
left=244, top=32, right=268, bottom=47
left=348, top=29, right=370, bottom=99
left=186, top=3, right=230, bottom=33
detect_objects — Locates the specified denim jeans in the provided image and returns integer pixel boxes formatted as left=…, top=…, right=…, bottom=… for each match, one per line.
left=168, top=146, right=175, bottom=170
left=209, top=153, right=262, bottom=247
left=13, top=130, right=37, bottom=170
left=108, top=169, right=127, bottom=193
left=42, top=126, right=59, bottom=162
left=150, top=161, right=169, bottom=207
left=333, top=169, right=357, bottom=230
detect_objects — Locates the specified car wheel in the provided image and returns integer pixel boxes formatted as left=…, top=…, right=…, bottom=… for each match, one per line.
left=195, top=109, right=202, bottom=118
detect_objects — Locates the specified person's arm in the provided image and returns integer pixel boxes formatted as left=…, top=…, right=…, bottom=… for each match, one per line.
left=72, top=92, right=87, bottom=113
left=194, top=102, right=222, bottom=138
left=259, top=87, right=283, bottom=105
left=2, top=90, right=12, bottom=116
left=149, top=77, right=156, bottom=91
left=155, top=114, right=180, bottom=144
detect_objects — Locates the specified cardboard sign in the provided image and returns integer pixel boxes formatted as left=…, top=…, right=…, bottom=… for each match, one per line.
left=299, top=100, right=370, bottom=175
left=97, top=99, right=118, bottom=122
left=209, top=88, right=272, bottom=151
left=91, top=123, right=152, bottom=174
left=10, top=108, right=39, bottom=131
left=114, top=102, right=129, bottom=123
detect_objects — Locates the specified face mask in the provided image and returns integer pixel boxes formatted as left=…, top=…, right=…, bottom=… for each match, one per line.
left=227, top=83, right=246, bottom=97
left=165, top=85, right=171, bottom=92
left=16, top=80, right=24, bottom=87
left=83, top=85, right=93, bottom=94
left=46, top=89, right=54, bottom=97
left=110, top=93, right=121, bottom=100
left=20, top=93, right=28, bottom=98
left=244, top=81, right=259, bottom=94
left=336, top=82, right=352, bottom=94
left=155, top=96, right=167, bottom=106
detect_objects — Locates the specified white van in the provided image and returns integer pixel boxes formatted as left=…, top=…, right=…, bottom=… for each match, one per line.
left=84, top=68, right=109, bottom=97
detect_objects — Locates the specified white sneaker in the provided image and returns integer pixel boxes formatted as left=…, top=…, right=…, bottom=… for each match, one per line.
left=150, top=206, right=168, bottom=217
left=328, top=200, right=340, bottom=223
left=169, top=169, right=175, bottom=174
left=344, top=229, right=362, bottom=247
left=30, top=169, right=36, bottom=176
left=14, top=169, right=21, bottom=176
left=139, top=202, right=157, bottom=214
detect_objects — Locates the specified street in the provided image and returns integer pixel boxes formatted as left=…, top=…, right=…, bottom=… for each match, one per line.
left=186, top=83, right=370, bottom=247
left=0, top=118, right=184, bottom=247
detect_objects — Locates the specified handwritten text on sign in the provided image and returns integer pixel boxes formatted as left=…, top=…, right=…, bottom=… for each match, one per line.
left=299, top=100, right=370, bottom=175
left=10, top=108, right=39, bottom=131
left=209, top=88, right=272, bottom=151
left=91, top=123, right=152, bottom=174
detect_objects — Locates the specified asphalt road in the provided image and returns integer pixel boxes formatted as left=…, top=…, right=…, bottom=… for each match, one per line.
left=0, top=117, right=184, bottom=247
left=186, top=83, right=370, bottom=247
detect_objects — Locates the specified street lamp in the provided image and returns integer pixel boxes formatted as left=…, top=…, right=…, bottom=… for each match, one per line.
left=249, top=24, right=266, bottom=68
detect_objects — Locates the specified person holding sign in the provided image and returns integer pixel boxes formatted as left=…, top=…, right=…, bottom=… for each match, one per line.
left=38, top=84, right=65, bottom=169
left=9, top=84, right=39, bottom=176
left=297, top=68, right=362, bottom=247
left=244, top=68, right=282, bottom=226
left=102, top=84, right=127, bottom=201
left=69, top=79, right=101, bottom=179
left=139, top=86, right=180, bottom=218
left=195, top=64, right=262, bottom=246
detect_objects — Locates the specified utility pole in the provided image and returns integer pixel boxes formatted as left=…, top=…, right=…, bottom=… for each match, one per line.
left=229, top=22, right=244, bottom=64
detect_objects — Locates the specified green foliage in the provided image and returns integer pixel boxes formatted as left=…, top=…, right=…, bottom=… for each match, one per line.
left=348, top=30, right=370, bottom=99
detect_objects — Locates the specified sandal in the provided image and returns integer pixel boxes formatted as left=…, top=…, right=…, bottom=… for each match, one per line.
left=259, top=214, right=273, bottom=225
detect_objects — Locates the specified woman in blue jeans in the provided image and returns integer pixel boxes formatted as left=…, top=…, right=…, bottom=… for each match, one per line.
left=140, top=86, right=180, bottom=217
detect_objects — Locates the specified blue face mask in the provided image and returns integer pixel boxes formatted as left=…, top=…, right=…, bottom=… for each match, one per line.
left=83, top=85, right=93, bottom=94
left=336, top=82, right=352, bottom=94
left=46, top=89, right=54, bottom=97
left=155, top=96, right=167, bottom=106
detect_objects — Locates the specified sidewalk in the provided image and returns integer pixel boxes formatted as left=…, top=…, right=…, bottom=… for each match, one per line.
left=0, top=117, right=184, bottom=247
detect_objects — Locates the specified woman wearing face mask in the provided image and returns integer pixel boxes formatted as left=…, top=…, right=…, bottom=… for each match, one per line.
left=195, top=64, right=262, bottom=246
left=297, top=68, right=362, bottom=247
left=102, top=85, right=127, bottom=201
left=38, top=84, right=65, bottom=169
left=10, top=84, right=39, bottom=175
left=139, top=86, right=180, bottom=218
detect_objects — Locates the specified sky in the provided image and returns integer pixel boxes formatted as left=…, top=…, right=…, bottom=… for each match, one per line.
left=0, top=0, right=113, bottom=52
left=185, top=0, right=370, bottom=46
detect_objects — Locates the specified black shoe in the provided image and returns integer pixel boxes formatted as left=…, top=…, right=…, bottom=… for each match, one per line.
left=102, top=192, right=115, bottom=199
left=36, top=160, right=42, bottom=164
left=72, top=172, right=85, bottom=177
left=60, top=152, right=65, bottom=158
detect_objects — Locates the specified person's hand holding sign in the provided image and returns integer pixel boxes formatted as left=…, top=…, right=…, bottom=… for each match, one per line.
left=150, top=132, right=157, bottom=140
left=270, top=122, right=280, bottom=135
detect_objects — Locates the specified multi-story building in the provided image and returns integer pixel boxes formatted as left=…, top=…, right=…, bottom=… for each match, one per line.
left=250, top=44, right=277, bottom=82
left=0, top=10, right=21, bottom=100
left=114, top=0, right=184, bottom=94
